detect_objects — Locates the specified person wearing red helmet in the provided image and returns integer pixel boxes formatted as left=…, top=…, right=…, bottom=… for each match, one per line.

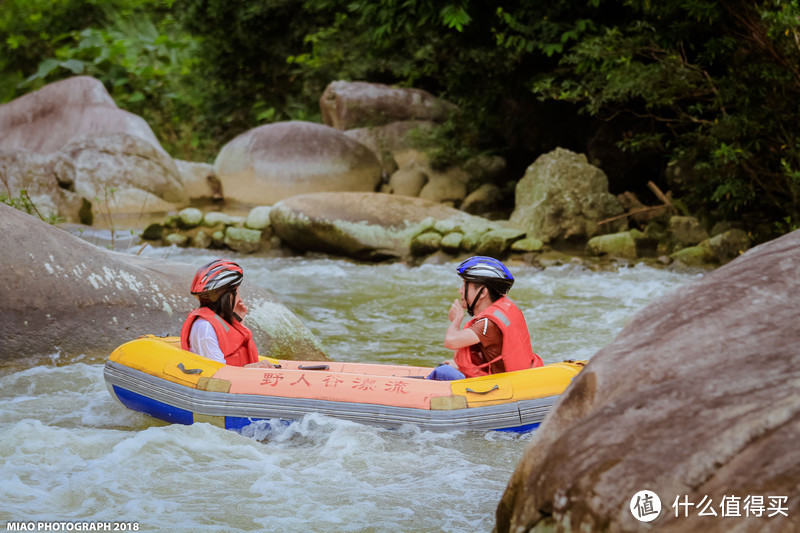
left=180, top=259, right=272, bottom=367
left=427, top=256, right=543, bottom=380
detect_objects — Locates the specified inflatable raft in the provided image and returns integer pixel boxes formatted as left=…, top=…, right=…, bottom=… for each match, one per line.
left=104, top=336, right=585, bottom=433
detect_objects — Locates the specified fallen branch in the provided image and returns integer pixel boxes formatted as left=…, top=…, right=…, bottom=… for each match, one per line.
left=598, top=181, right=675, bottom=225
left=598, top=204, right=672, bottom=225
left=647, top=181, right=673, bottom=208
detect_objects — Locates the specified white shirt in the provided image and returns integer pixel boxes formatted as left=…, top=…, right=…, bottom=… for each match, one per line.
left=188, top=318, right=226, bottom=364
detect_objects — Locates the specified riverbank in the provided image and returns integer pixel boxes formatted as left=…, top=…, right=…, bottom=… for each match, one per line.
left=69, top=200, right=723, bottom=275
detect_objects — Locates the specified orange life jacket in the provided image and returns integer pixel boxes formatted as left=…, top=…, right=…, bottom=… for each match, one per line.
left=180, top=307, right=259, bottom=367
left=453, top=296, right=543, bottom=378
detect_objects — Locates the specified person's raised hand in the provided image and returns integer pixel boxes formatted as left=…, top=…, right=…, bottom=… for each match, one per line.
left=234, top=299, right=248, bottom=319
left=448, top=298, right=465, bottom=324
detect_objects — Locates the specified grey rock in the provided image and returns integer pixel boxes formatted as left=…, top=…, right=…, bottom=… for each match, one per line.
left=214, top=121, right=382, bottom=206
left=269, top=192, right=483, bottom=261
left=223, top=226, right=263, bottom=254
left=320, top=80, right=456, bottom=130
left=510, top=148, right=625, bottom=243
left=0, top=203, right=325, bottom=360
left=496, top=229, right=800, bottom=533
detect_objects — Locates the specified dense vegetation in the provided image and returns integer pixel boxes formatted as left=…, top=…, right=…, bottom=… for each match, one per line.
left=3, top=0, right=799, bottom=240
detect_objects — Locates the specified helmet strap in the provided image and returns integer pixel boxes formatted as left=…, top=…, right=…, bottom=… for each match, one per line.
left=466, top=283, right=485, bottom=317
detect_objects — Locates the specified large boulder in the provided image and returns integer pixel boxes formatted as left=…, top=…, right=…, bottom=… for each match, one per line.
left=0, top=204, right=326, bottom=361
left=270, top=192, right=499, bottom=261
left=343, top=120, right=434, bottom=157
left=0, top=77, right=188, bottom=219
left=214, top=121, right=382, bottom=206
left=496, top=230, right=800, bottom=533
left=63, top=133, right=188, bottom=214
left=0, top=76, right=165, bottom=155
left=320, top=81, right=456, bottom=130
left=175, top=159, right=221, bottom=201
left=510, top=148, right=626, bottom=244
left=0, top=150, right=86, bottom=222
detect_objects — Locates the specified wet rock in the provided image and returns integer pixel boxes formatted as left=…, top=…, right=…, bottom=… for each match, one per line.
left=164, top=232, right=189, bottom=247
left=418, top=175, right=467, bottom=205
left=586, top=230, right=640, bottom=259
left=177, top=207, right=203, bottom=228
left=142, top=223, right=164, bottom=241
left=192, top=230, right=212, bottom=249
left=245, top=206, right=272, bottom=230
left=410, top=231, right=443, bottom=256
left=461, top=183, right=503, bottom=215
left=510, top=148, right=626, bottom=243
left=670, top=242, right=716, bottom=267
left=669, top=215, right=709, bottom=248
left=203, top=212, right=237, bottom=227
left=389, top=167, right=428, bottom=197
left=708, top=229, right=750, bottom=263
left=475, top=228, right=526, bottom=257
left=0, top=203, right=325, bottom=360
left=269, top=192, right=489, bottom=261
left=510, top=237, right=544, bottom=253
left=440, top=232, right=464, bottom=253
left=223, top=226, right=262, bottom=254
left=320, top=80, right=456, bottom=130
left=496, top=229, right=800, bottom=533
left=214, top=121, right=382, bottom=205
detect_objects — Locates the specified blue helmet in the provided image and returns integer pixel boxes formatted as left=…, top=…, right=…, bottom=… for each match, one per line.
left=456, top=256, right=514, bottom=294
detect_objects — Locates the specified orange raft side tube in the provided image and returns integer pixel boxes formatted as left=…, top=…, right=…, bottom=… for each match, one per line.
left=105, top=336, right=585, bottom=429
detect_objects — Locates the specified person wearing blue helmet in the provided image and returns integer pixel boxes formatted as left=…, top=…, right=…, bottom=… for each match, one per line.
left=427, top=256, right=543, bottom=380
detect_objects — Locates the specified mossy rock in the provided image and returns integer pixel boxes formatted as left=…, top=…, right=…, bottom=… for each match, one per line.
left=670, top=243, right=716, bottom=267
left=511, top=237, right=544, bottom=253
left=177, top=207, right=203, bottom=229
left=586, top=231, right=638, bottom=259
left=410, top=231, right=442, bottom=256
left=224, top=226, right=262, bottom=253
left=142, top=223, right=164, bottom=241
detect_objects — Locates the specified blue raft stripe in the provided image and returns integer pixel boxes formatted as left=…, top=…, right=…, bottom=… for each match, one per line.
left=496, top=422, right=540, bottom=433
left=113, top=385, right=194, bottom=425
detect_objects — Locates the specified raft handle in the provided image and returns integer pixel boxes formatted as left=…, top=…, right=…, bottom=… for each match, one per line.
left=297, top=364, right=330, bottom=371
left=177, top=363, right=203, bottom=375
left=465, top=384, right=499, bottom=395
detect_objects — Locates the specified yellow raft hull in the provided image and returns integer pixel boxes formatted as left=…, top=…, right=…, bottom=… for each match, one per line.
left=104, top=336, right=584, bottom=432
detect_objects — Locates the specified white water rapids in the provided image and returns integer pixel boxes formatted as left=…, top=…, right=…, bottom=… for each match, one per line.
left=0, top=246, right=698, bottom=532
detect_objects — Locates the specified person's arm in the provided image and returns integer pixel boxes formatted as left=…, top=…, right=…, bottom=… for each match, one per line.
left=188, top=319, right=226, bottom=364
left=443, top=299, right=480, bottom=350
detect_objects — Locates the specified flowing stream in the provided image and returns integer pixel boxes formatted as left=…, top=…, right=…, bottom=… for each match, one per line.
left=0, top=245, right=698, bottom=532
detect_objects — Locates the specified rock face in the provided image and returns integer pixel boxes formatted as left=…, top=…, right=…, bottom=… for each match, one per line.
left=0, top=76, right=165, bottom=154
left=175, top=159, right=220, bottom=200
left=510, top=148, right=625, bottom=243
left=269, top=192, right=507, bottom=261
left=496, top=229, right=800, bottom=533
left=0, top=204, right=326, bottom=361
left=320, top=80, right=456, bottom=130
left=63, top=133, right=187, bottom=213
left=0, top=77, right=189, bottom=220
left=0, top=150, right=86, bottom=222
left=214, top=121, right=382, bottom=206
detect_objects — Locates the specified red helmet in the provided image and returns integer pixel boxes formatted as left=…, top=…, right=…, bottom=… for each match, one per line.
left=190, top=259, right=243, bottom=302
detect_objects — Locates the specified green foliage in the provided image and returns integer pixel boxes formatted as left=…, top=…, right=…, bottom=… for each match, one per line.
left=522, top=0, right=800, bottom=234
left=3, top=0, right=800, bottom=239
left=0, top=189, right=64, bottom=224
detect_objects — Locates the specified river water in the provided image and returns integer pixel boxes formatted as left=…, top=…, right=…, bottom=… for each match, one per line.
left=0, top=245, right=698, bottom=532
